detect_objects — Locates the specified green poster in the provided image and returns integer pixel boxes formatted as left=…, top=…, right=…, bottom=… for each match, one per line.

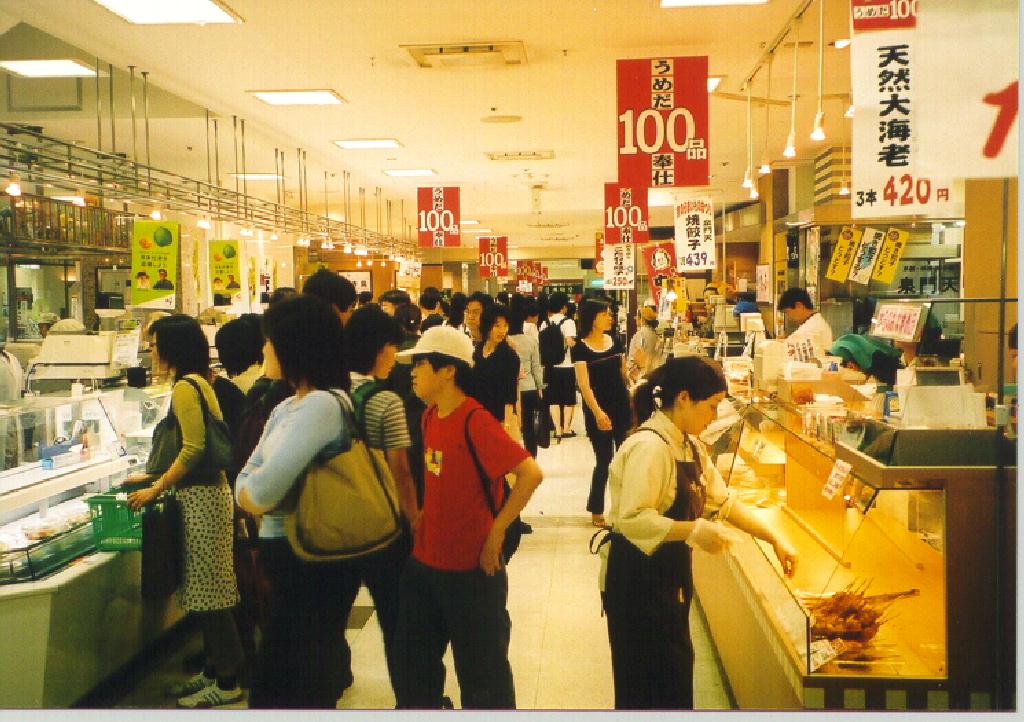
left=131, top=220, right=179, bottom=309
left=209, top=240, right=242, bottom=306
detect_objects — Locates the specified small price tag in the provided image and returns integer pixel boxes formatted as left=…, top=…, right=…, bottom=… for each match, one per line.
left=809, top=638, right=845, bottom=672
left=822, top=459, right=853, bottom=501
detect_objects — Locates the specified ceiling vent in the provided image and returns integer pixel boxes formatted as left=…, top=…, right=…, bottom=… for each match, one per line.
left=486, top=150, right=554, bottom=161
left=401, top=41, right=527, bottom=68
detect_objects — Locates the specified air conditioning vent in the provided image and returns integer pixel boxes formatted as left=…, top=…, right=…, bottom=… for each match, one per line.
left=401, top=41, right=527, bottom=68
left=486, top=150, right=554, bottom=161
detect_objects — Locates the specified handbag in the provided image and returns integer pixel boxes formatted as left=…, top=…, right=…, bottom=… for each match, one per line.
left=145, top=376, right=233, bottom=478
left=465, top=409, right=522, bottom=563
left=141, top=492, right=183, bottom=599
left=284, top=391, right=403, bottom=562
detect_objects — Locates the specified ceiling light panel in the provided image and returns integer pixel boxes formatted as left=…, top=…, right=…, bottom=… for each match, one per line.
left=383, top=169, right=435, bottom=177
left=250, top=90, right=345, bottom=105
left=0, top=60, right=97, bottom=77
left=661, top=0, right=768, bottom=6
left=707, top=76, right=724, bottom=92
left=91, top=0, right=241, bottom=24
left=334, top=139, right=402, bottom=149
left=486, top=150, right=554, bottom=161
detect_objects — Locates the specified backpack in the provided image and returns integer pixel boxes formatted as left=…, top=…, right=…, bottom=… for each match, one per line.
left=349, top=379, right=389, bottom=438
left=285, top=390, right=402, bottom=562
left=538, top=317, right=569, bottom=367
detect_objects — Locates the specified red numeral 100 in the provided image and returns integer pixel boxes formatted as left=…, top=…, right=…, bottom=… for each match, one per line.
left=884, top=174, right=931, bottom=206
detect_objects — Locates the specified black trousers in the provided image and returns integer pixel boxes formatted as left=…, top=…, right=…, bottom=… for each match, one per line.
left=249, top=539, right=352, bottom=709
left=583, top=408, right=628, bottom=514
left=520, top=389, right=540, bottom=457
left=195, top=608, right=244, bottom=682
left=393, top=557, right=515, bottom=709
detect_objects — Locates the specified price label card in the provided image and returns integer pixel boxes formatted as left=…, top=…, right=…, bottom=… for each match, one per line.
left=809, top=638, right=846, bottom=672
left=114, top=329, right=141, bottom=369
left=673, top=197, right=715, bottom=271
left=822, top=459, right=853, bottom=501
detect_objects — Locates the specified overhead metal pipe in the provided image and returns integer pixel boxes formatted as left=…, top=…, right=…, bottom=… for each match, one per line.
left=108, top=63, right=116, bottom=155
left=94, top=57, right=102, bottom=152
left=212, top=118, right=221, bottom=188
left=129, top=66, right=138, bottom=165
left=205, top=109, right=212, bottom=185
left=240, top=118, right=248, bottom=223
left=142, top=70, right=151, bottom=187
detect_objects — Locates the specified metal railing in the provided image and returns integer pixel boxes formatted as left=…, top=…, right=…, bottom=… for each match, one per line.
left=0, top=194, right=133, bottom=252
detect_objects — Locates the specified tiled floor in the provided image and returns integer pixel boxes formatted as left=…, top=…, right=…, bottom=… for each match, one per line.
left=103, top=419, right=735, bottom=710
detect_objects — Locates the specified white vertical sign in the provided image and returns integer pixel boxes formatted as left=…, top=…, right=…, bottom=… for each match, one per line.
left=847, top=227, right=885, bottom=285
left=674, top=197, right=716, bottom=272
left=603, top=244, right=636, bottom=290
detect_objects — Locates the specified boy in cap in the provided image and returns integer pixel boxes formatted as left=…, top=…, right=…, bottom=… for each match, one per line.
left=392, top=326, right=543, bottom=709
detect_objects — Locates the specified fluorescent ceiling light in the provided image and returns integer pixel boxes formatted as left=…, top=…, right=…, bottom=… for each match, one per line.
left=334, top=139, right=401, bottom=149
left=464, top=228, right=493, bottom=234
left=661, top=0, right=768, bottom=6
left=91, top=0, right=241, bottom=24
left=230, top=173, right=282, bottom=181
left=53, top=195, right=87, bottom=206
left=461, top=219, right=480, bottom=225
left=707, top=76, right=724, bottom=93
left=250, top=90, right=344, bottom=105
left=833, top=38, right=851, bottom=49
left=0, top=60, right=97, bottom=78
left=383, top=169, right=435, bottom=177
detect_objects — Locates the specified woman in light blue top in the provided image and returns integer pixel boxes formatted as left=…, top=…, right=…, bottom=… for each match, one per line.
left=235, top=294, right=353, bottom=709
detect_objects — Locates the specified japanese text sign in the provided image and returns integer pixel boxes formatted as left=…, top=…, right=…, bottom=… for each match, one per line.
left=822, top=460, right=853, bottom=501
left=673, top=197, right=715, bottom=272
left=209, top=240, right=242, bottom=306
left=915, top=0, right=1019, bottom=179
left=826, top=227, right=863, bottom=282
left=851, top=31, right=964, bottom=219
left=603, top=244, right=635, bottom=290
left=851, top=0, right=916, bottom=31
left=131, top=220, right=179, bottom=309
left=642, top=242, right=676, bottom=303
left=478, top=236, right=509, bottom=278
left=417, top=187, right=461, bottom=248
left=604, top=183, right=649, bottom=245
left=848, top=227, right=885, bottom=285
left=755, top=264, right=772, bottom=304
left=872, top=302, right=927, bottom=342
left=616, top=56, right=710, bottom=188
left=595, top=231, right=607, bottom=276
left=871, top=228, right=910, bottom=285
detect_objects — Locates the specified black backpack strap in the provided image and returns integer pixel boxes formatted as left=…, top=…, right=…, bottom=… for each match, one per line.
left=180, top=376, right=215, bottom=425
left=464, top=408, right=500, bottom=518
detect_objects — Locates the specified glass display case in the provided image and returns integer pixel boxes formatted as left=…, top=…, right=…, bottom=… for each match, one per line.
left=695, top=400, right=1012, bottom=711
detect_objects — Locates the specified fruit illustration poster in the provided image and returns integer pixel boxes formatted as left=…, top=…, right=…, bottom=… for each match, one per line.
left=209, top=240, right=242, bottom=306
left=131, top=221, right=179, bottom=309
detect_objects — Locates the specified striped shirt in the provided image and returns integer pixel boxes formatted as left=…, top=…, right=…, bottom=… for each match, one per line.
left=350, top=373, right=412, bottom=450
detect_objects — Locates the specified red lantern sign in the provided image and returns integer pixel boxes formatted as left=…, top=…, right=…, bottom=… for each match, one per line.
left=417, top=186, right=461, bottom=248
left=478, top=236, right=509, bottom=278
left=604, top=183, right=649, bottom=245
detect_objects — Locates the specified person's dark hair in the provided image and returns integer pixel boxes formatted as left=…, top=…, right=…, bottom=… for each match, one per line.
left=415, top=352, right=474, bottom=393
left=262, top=294, right=348, bottom=391
left=149, top=314, right=211, bottom=381
left=419, top=286, right=442, bottom=312
left=439, top=298, right=450, bottom=317
left=737, top=291, right=756, bottom=303
left=1010, top=323, right=1018, bottom=351
left=380, top=289, right=411, bottom=307
left=548, top=291, right=569, bottom=314
left=480, top=303, right=512, bottom=341
left=302, top=269, right=356, bottom=313
left=496, top=291, right=510, bottom=307
left=466, top=291, right=493, bottom=312
left=394, top=302, right=422, bottom=336
left=420, top=313, right=445, bottom=333
left=448, top=292, right=467, bottom=328
left=508, top=308, right=526, bottom=336
left=633, top=356, right=728, bottom=425
left=777, top=287, right=814, bottom=311
left=215, top=317, right=264, bottom=376
left=344, top=305, right=404, bottom=375
left=357, top=290, right=374, bottom=307
left=577, top=298, right=610, bottom=338
left=566, top=302, right=576, bottom=319
left=269, top=286, right=297, bottom=306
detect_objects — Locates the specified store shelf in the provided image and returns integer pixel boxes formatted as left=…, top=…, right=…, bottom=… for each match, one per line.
left=0, top=455, right=128, bottom=515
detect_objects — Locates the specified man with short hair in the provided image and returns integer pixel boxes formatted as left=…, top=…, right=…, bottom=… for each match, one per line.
left=418, top=287, right=444, bottom=324
left=380, top=289, right=412, bottom=316
left=777, top=287, right=833, bottom=358
left=302, top=269, right=357, bottom=326
left=463, top=291, right=492, bottom=344
left=392, top=326, right=543, bottom=709
left=541, top=291, right=578, bottom=438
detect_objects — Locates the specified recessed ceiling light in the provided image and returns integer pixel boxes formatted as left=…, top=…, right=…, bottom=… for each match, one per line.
left=383, top=169, right=435, bottom=177
left=230, top=173, right=283, bottom=181
left=334, top=139, right=402, bottom=149
left=91, top=0, right=241, bottom=24
left=707, top=76, right=724, bottom=92
left=464, top=228, right=493, bottom=233
left=661, top=0, right=768, bottom=6
left=461, top=220, right=480, bottom=225
left=481, top=115, right=523, bottom=124
left=833, top=38, right=851, bottom=49
left=0, top=60, right=97, bottom=78
left=250, top=90, right=345, bottom=106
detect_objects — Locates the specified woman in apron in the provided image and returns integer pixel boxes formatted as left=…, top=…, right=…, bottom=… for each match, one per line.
left=600, top=356, right=798, bottom=710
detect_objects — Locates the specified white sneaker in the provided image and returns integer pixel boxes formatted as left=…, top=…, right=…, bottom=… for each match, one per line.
left=165, top=673, right=213, bottom=698
left=176, top=683, right=245, bottom=709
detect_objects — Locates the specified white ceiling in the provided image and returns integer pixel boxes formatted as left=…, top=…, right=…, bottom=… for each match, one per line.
left=0, top=0, right=854, bottom=251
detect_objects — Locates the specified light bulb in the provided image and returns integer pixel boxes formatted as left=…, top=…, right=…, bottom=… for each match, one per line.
left=356, top=259, right=363, bottom=268
left=758, top=162, right=771, bottom=175
left=240, top=227, right=254, bottom=237
left=810, top=110, right=826, bottom=141
left=366, top=259, right=373, bottom=267
left=149, top=208, right=163, bottom=221
left=197, top=218, right=212, bottom=230
left=343, top=243, right=353, bottom=254
left=270, top=233, right=279, bottom=241
left=838, top=185, right=850, bottom=196
left=4, top=174, right=21, bottom=197
left=844, top=104, right=855, bottom=119
left=749, top=186, right=760, bottom=200
left=741, top=168, right=753, bottom=189
left=782, top=130, right=796, bottom=158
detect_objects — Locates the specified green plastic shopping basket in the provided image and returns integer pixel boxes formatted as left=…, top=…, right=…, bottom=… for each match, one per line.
left=86, top=493, right=144, bottom=551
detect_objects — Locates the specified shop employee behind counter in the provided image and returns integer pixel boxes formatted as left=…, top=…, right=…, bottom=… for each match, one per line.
left=777, top=287, right=833, bottom=358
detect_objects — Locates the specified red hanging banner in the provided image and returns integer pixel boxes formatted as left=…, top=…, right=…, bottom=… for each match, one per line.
left=642, top=242, right=677, bottom=303
left=851, top=0, right=917, bottom=31
left=417, top=187, right=461, bottom=248
left=604, top=183, right=650, bottom=245
left=594, top=231, right=607, bottom=276
left=616, top=56, right=710, bottom=188
left=478, top=236, right=509, bottom=278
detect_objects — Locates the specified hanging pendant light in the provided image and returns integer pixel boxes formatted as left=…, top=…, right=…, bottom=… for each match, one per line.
left=783, top=18, right=800, bottom=158
left=3, top=173, right=21, bottom=197
left=742, top=81, right=754, bottom=189
left=759, top=54, right=773, bottom=175
left=809, top=0, right=826, bottom=141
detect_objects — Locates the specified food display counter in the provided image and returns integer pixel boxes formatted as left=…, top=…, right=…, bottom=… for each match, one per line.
left=0, top=386, right=185, bottom=707
left=694, top=400, right=1013, bottom=711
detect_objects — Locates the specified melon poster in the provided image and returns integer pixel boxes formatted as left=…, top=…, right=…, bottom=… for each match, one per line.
left=209, top=240, right=242, bottom=306
left=131, top=221, right=179, bottom=309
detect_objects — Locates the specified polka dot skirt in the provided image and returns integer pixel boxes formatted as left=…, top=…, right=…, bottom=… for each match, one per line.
left=176, top=483, right=240, bottom=612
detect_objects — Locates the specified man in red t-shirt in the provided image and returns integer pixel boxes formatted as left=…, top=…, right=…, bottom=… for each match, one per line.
left=393, top=326, right=543, bottom=709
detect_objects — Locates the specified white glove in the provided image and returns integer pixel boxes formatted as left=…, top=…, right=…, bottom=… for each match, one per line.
left=685, top=518, right=742, bottom=554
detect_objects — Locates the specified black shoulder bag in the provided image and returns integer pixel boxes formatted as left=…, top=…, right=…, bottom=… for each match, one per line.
left=464, top=408, right=522, bottom=563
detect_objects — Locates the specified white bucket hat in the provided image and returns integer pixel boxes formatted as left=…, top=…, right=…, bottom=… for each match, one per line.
left=396, top=325, right=475, bottom=366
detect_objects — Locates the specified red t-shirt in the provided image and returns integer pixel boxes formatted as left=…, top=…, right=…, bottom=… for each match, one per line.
left=414, top=397, right=530, bottom=571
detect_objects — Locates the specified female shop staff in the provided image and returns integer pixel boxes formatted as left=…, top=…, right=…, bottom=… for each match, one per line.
left=601, top=356, right=798, bottom=710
